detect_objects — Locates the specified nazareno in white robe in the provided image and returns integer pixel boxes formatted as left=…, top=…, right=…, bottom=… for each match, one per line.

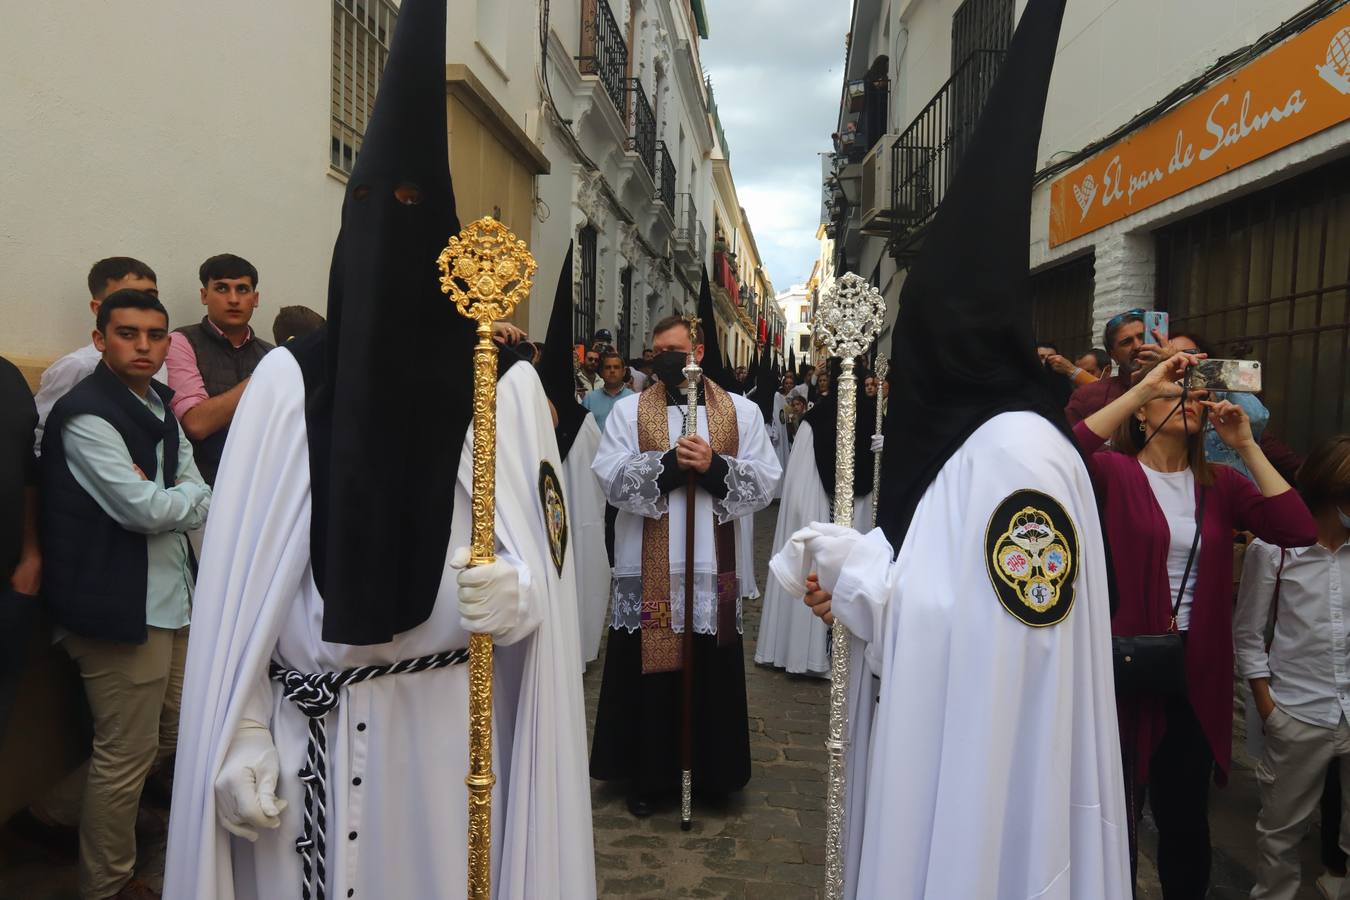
left=560, top=413, right=609, bottom=665
left=772, top=411, right=1130, bottom=899
left=755, top=420, right=872, bottom=677
left=164, top=352, right=596, bottom=900
left=768, top=391, right=790, bottom=495
left=592, top=389, right=781, bottom=637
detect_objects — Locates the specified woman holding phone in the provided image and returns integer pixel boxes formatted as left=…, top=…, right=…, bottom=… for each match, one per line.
left=1074, top=353, right=1317, bottom=897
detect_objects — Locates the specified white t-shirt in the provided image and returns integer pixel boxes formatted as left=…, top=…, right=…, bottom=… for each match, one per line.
left=1142, top=466, right=1199, bottom=630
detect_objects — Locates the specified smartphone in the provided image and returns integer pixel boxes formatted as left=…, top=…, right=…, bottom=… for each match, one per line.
left=1141, top=310, right=1169, bottom=345
left=1190, top=359, right=1262, bottom=393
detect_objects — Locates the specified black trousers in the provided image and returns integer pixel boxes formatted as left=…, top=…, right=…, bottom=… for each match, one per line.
left=1129, top=695, right=1214, bottom=900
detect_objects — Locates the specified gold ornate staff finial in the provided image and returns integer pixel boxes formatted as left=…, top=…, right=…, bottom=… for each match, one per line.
left=437, top=215, right=537, bottom=900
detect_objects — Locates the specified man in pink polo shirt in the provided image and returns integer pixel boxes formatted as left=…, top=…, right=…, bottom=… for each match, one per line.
left=164, top=254, right=273, bottom=485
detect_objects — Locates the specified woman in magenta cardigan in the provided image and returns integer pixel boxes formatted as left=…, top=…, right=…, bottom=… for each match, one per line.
left=1075, top=353, right=1316, bottom=898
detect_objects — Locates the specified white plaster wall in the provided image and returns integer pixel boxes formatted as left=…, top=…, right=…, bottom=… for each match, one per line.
left=1, top=2, right=344, bottom=361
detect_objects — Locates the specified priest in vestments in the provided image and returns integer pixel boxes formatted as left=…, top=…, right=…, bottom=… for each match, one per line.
left=163, top=2, right=595, bottom=897
left=756, top=360, right=874, bottom=677
left=770, top=0, right=1130, bottom=896
left=590, top=314, right=781, bottom=817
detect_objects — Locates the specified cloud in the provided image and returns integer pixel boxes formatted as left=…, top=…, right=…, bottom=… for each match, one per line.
left=701, top=0, right=851, bottom=289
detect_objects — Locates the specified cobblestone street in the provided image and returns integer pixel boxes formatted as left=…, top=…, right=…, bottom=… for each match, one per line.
left=585, top=502, right=828, bottom=899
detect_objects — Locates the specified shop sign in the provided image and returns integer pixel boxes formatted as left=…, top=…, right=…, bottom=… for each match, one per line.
left=1049, top=7, right=1350, bottom=247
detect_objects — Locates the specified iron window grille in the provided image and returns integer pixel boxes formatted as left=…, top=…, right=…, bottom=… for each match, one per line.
left=331, top=0, right=398, bottom=174
left=577, top=227, right=599, bottom=347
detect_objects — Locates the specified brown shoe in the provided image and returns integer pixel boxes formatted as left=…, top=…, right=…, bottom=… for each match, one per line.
left=4, top=807, right=78, bottom=864
left=105, top=877, right=160, bottom=900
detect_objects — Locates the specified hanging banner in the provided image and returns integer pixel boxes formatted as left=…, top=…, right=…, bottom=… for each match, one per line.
left=1048, top=7, right=1350, bottom=248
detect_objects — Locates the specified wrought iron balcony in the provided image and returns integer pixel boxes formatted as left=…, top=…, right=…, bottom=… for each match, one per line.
left=626, top=79, right=656, bottom=179
left=674, top=192, right=706, bottom=266
left=579, top=0, right=628, bottom=115
left=656, top=141, right=676, bottom=211
left=890, top=49, right=1004, bottom=258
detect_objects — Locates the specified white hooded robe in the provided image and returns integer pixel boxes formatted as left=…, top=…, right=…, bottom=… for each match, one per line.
left=772, top=411, right=1130, bottom=899
left=164, top=352, right=596, bottom=900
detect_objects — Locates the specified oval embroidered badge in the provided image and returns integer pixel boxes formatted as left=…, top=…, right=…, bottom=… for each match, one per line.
left=538, top=461, right=568, bottom=577
left=984, top=489, right=1078, bottom=627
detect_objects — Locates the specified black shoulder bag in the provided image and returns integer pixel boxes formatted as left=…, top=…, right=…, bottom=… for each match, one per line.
left=1112, top=486, right=1208, bottom=697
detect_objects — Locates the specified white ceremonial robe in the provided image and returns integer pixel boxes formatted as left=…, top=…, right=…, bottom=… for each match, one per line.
left=592, top=389, right=781, bottom=636
left=772, top=411, right=1130, bottom=900
left=755, top=421, right=872, bottom=677
left=561, top=414, right=610, bottom=665
left=165, top=352, right=595, bottom=900
left=768, top=392, right=790, bottom=495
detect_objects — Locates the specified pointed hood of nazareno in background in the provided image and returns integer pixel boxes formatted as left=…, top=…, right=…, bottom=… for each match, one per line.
left=541, top=243, right=590, bottom=458
left=876, top=0, right=1071, bottom=549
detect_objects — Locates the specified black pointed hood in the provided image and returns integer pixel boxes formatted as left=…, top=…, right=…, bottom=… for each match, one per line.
left=787, top=346, right=797, bottom=380
left=752, top=345, right=776, bottom=423
left=541, top=244, right=589, bottom=458
left=804, top=357, right=876, bottom=498
left=289, top=0, right=492, bottom=645
left=877, top=0, right=1070, bottom=549
left=695, top=269, right=733, bottom=390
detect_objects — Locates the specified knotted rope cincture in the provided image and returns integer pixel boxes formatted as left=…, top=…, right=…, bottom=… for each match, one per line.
left=270, top=648, right=471, bottom=900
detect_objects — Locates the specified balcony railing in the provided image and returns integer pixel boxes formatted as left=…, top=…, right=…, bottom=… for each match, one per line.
left=579, top=0, right=628, bottom=115
left=626, top=79, right=656, bottom=179
left=656, top=141, right=676, bottom=211
left=675, top=192, right=706, bottom=263
left=890, top=49, right=1004, bottom=255
left=713, top=250, right=740, bottom=303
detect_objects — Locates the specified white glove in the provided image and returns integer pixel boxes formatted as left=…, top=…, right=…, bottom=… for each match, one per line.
left=870, top=433, right=884, bottom=452
left=214, top=719, right=287, bottom=841
left=802, top=522, right=866, bottom=596
left=769, top=429, right=780, bottom=446
left=450, top=547, right=526, bottom=639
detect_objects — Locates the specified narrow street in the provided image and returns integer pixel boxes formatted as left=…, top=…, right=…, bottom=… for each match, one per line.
left=0, top=500, right=1328, bottom=899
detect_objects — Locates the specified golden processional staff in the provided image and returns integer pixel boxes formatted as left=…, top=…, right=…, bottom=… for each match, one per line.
left=812, top=272, right=886, bottom=900
left=438, top=216, right=538, bottom=900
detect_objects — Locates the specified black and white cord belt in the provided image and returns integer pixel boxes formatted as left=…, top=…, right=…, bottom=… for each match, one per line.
left=269, top=648, right=471, bottom=900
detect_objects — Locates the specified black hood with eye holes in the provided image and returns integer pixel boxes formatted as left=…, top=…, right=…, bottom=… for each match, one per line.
left=287, top=0, right=505, bottom=646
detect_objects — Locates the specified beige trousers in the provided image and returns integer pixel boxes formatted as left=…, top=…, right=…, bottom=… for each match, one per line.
left=34, top=626, right=188, bottom=899
left=1251, top=706, right=1350, bottom=900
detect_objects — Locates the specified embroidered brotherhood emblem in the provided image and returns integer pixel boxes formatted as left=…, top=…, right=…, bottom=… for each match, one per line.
left=984, top=489, right=1078, bottom=627
left=538, top=461, right=568, bottom=576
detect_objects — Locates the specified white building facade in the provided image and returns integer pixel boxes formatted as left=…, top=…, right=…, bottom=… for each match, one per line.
left=827, top=0, right=1350, bottom=452
left=1, top=0, right=760, bottom=382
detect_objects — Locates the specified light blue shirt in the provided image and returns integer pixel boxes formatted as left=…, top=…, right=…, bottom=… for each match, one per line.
left=62, top=386, right=210, bottom=630
left=583, top=385, right=634, bottom=434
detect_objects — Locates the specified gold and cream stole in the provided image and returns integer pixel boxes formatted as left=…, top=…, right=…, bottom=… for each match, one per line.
left=635, top=379, right=740, bottom=674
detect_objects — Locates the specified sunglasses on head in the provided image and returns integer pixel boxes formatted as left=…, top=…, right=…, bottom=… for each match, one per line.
left=1105, top=308, right=1146, bottom=332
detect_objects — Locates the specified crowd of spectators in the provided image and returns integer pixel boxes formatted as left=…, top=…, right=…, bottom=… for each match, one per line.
left=0, top=256, right=323, bottom=900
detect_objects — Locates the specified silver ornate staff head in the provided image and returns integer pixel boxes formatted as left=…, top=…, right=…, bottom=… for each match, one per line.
left=814, top=273, right=886, bottom=360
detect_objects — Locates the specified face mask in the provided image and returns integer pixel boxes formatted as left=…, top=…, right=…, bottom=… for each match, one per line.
left=651, top=350, right=689, bottom=387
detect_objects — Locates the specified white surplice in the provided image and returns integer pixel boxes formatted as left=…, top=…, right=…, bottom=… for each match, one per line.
left=561, top=413, right=610, bottom=665
left=755, top=421, right=872, bottom=677
left=591, top=388, right=781, bottom=636
left=771, top=411, right=1130, bottom=899
left=164, top=352, right=595, bottom=900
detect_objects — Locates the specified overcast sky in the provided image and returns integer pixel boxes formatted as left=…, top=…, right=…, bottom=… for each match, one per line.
left=700, top=0, right=852, bottom=294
